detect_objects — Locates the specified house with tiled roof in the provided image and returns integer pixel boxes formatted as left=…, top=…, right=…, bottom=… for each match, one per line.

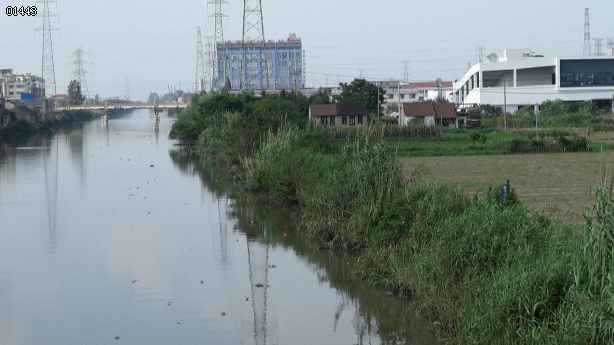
left=401, top=102, right=458, bottom=127
left=309, top=102, right=368, bottom=126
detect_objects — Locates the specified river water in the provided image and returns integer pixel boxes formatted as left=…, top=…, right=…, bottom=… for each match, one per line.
left=0, top=109, right=436, bottom=344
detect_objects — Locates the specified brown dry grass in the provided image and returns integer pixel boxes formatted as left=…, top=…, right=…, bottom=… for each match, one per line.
left=400, top=151, right=614, bottom=225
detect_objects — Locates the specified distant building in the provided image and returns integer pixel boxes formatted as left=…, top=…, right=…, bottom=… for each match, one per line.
left=216, top=33, right=304, bottom=90
left=372, top=80, right=454, bottom=105
left=401, top=102, right=459, bottom=127
left=0, top=69, right=49, bottom=123
left=308, top=102, right=368, bottom=126
left=0, top=69, right=45, bottom=100
left=453, top=48, right=614, bottom=113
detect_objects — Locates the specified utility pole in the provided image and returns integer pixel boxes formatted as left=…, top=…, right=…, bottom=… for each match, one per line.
left=35, top=0, right=59, bottom=98
left=584, top=8, right=591, bottom=56
left=398, top=83, right=401, bottom=125
left=71, top=47, right=90, bottom=100
left=504, top=81, right=507, bottom=132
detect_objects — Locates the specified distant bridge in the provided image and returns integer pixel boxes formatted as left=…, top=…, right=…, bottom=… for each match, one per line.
left=65, top=103, right=190, bottom=110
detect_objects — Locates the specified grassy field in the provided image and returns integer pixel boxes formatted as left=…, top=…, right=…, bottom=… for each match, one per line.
left=399, top=148, right=614, bottom=224
left=329, top=129, right=614, bottom=157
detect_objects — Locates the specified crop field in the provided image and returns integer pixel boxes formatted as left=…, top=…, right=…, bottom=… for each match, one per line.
left=399, top=149, right=614, bottom=225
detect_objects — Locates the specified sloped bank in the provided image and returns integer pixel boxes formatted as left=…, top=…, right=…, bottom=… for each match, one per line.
left=168, top=91, right=614, bottom=344
left=234, top=124, right=614, bottom=344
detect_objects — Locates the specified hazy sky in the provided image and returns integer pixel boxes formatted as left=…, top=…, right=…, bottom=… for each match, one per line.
left=2, top=0, right=613, bottom=101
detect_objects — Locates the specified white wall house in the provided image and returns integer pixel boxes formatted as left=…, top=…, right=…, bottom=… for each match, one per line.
left=373, top=80, right=454, bottom=107
left=453, top=49, right=614, bottom=114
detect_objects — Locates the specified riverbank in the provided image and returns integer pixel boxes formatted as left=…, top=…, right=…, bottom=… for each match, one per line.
left=0, top=108, right=134, bottom=141
left=169, top=92, right=614, bottom=344
left=235, top=125, right=614, bottom=344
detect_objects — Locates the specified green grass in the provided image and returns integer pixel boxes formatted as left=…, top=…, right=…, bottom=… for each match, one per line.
left=328, top=130, right=609, bottom=156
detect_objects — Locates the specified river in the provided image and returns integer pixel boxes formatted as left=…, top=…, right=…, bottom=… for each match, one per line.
left=0, top=109, right=437, bottom=344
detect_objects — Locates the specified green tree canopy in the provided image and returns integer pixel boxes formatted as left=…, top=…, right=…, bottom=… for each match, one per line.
left=68, top=80, right=85, bottom=105
left=337, top=79, right=385, bottom=115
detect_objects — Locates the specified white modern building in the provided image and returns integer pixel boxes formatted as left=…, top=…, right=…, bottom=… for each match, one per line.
left=453, top=49, right=614, bottom=113
left=373, top=80, right=454, bottom=105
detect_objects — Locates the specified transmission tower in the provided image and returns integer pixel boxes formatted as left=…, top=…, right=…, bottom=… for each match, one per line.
left=242, top=0, right=268, bottom=90
left=584, top=8, right=591, bottom=56
left=476, top=46, right=486, bottom=63
left=71, top=48, right=89, bottom=99
left=607, top=38, right=614, bottom=55
left=195, top=27, right=205, bottom=93
left=125, top=78, right=129, bottom=101
left=204, top=36, right=214, bottom=92
left=209, top=0, right=227, bottom=90
left=594, top=38, right=604, bottom=56
left=35, top=0, right=59, bottom=98
left=358, top=69, right=364, bottom=79
left=403, top=61, right=410, bottom=83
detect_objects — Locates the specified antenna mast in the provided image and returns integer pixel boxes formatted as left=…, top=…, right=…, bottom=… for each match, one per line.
left=35, top=0, right=59, bottom=98
left=242, top=0, right=268, bottom=90
left=584, top=8, right=591, bottom=56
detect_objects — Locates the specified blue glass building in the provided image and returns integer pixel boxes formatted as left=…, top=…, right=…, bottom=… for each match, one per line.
left=216, top=33, right=304, bottom=90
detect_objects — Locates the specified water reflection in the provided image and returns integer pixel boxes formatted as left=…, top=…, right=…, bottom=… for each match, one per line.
left=43, top=136, right=58, bottom=253
left=169, top=150, right=437, bottom=345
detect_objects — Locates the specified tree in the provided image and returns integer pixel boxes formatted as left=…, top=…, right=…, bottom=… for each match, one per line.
left=336, top=78, right=385, bottom=115
left=67, top=80, right=85, bottom=105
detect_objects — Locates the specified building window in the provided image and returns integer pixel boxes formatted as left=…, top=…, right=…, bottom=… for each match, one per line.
left=400, top=94, right=405, bottom=99
left=320, top=117, right=326, bottom=125
left=349, top=115, right=355, bottom=126
left=388, top=94, right=394, bottom=99
left=342, top=116, right=347, bottom=125
left=411, top=93, right=416, bottom=98
left=358, top=116, right=363, bottom=125
left=330, top=116, right=336, bottom=126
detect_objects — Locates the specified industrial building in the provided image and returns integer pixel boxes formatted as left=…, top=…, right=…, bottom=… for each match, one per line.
left=216, top=33, right=305, bottom=90
left=453, top=49, right=614, bottom=113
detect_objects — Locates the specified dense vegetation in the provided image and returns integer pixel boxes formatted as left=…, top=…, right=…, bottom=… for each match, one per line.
left=0, top=109, right=94, bottom=140
left=484, top=99, right=613, bottom=130
left=169, top=92, right=614, bottom=344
